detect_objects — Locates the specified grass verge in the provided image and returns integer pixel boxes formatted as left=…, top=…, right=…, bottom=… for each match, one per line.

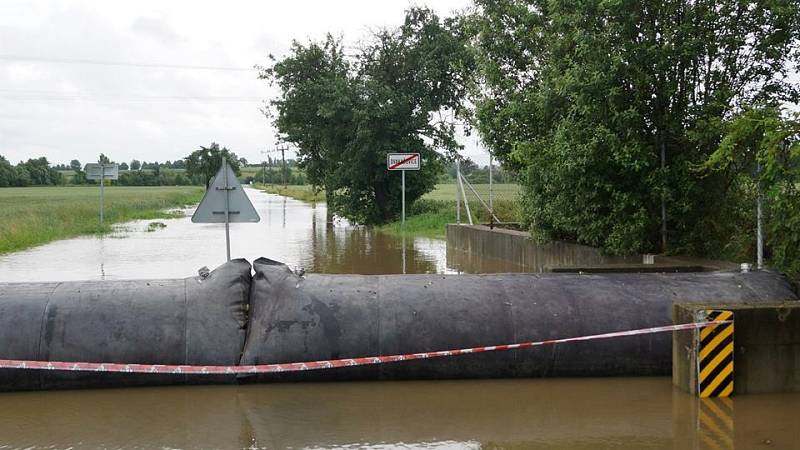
left=377, top=200, right=456, bottom=239
left=0, top=186, right=204, bottom=254
left=257, top=184, right=324, bottom=202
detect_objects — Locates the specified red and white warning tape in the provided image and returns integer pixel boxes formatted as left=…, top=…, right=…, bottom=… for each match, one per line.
left=0, top=321, right=730, bottom=375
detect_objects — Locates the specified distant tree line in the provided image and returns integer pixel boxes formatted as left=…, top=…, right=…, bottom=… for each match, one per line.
left=0, top=144, right=252, bottom=188
left=444, top=159, right=513, bottom=184
left=0, top=155, right=63, bottom=187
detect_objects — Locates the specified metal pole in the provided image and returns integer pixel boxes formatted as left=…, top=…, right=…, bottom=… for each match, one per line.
left=401, top=170, right=406, bottom=226
left=462, top=175, right=502, bottom=224
left=458, top=172, right=473, bottom=225
left=99, top=164, right=105, bottom=226
left=756, top=161, right=763, bottom=270
left=489, top=152, right=494, bottom=213
left=456, top=159, right=461, bottom=224
left=223, top=158, right=231, bottom=262
left=660, top=140, right=667, bottom=252
left=281, top=146, right=287, bottom=188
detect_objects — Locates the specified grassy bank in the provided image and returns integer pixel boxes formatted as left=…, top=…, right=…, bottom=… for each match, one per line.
left=0, top=186, right=203, bottom=254
left=380, top=183, right=521, bottom=239
left=257, top=184, right=324, bottom=202
left=376, top=199, right=455, bottom=239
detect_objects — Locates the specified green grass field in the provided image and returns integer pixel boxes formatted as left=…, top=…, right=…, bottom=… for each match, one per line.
left=378, top=185, right=521, bottom=239
left=422, top=183, right=520, bottom=202
left=0, top=186, right=204, bottom=254
left=256, top=184, right=325, bottom=202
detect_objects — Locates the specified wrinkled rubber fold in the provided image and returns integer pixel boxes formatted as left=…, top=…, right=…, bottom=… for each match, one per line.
left=0, top=257, right=796, bottom=391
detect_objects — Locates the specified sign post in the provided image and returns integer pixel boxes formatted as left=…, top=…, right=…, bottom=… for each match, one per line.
left=84, top=163, right=119, bottom=226
left=192, top=157, right=260, bottom=261
left=387, top=153, right=420, bottom=225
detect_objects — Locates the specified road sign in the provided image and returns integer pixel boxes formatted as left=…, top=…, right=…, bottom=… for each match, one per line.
left=192, top=158, right=260, bottom=261
left=84, top=163, right=119, bottom=181
left=387, top=153, right=420, bottom=171
left=84, top=163, right=119, bottom=226
left=386, top=153, right=421, bottom=227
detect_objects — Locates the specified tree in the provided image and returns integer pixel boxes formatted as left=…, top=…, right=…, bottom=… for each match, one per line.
left=14, top=165, right=31, bottom=186
left=184, top=143, right=242, bottom=189
left=468, top=0, right=800, bottom=254
left=69, top=159, right=81, bottom=171
left=265, top=8, right=473, bottom=223
left=263, top=33, right=354, bottom=203
left=701, top=106, right=800, bottom=275
left=0, top=155, right=16, bottom=187
left=98, top=153, right=110, bottom=164
left=130, top=160, right=141, bottom=170
left=119, top=162, right=129, bottom=170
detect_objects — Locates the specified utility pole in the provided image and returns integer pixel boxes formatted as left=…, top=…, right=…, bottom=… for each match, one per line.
left=279, top=144, right=287, bottom=187
left=259, top=149, right=268, bottom=184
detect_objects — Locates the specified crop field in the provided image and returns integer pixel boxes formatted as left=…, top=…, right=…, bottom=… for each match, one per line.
left=423, top=183, right=520, bottom=202
left=0, top=186, right=203, bottom=254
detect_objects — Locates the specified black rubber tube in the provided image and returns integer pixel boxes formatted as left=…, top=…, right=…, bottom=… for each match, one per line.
left=239, top=258, right=798, bottom=382
left=1, top=257, right=796, bottom=391
left=0, top=259, right=251, bottom=391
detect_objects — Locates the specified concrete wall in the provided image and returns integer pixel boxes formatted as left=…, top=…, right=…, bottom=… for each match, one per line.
left=446, top=224, right=639, bottom=272
left=673, top=302, right=800, bottom=395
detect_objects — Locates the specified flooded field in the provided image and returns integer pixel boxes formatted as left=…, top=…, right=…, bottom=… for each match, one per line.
left=0, top=188, right=798, bottom=449
left=0, top=187, right=518, bottom=281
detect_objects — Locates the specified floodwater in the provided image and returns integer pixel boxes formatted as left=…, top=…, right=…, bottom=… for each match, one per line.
left=1, top=378, right=798, bottom=449
left=1, top=187, right=798, bottom=449
left=0, top=187, right=520, bottom=282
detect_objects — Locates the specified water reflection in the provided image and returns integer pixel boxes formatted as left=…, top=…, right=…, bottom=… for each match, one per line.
left=0, top=378, right=796, bottom=449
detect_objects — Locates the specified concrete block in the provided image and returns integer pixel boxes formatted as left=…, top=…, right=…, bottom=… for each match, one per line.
left=673, top=302, right=800, bottom=395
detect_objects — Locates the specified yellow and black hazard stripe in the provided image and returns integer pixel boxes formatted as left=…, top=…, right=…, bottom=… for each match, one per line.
left=698, top=310, right=734, bottom=398
left=698, top=397, right=735, bottom=450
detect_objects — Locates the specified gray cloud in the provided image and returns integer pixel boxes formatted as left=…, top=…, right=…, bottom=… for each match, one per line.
left=131, top=17, right=183, bottom=45
left=0, top=0, right=487, bottom=167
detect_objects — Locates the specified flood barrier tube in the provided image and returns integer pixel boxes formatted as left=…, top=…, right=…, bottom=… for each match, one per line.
left=0, top=259, right=251, bottom=392
left=240, top=258, right=798, bottom=382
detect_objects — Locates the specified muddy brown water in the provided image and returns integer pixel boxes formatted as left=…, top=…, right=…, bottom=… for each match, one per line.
left=0, top=188, right=798, bottom=449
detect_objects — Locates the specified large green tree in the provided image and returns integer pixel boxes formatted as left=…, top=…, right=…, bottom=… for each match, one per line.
left=265, top=8, right=473, bottom=224
left=184, top=143, right=242, bottom=189
left=263, top=34, right=354, bottom=203
left=468, top=0, right=800, bottom=255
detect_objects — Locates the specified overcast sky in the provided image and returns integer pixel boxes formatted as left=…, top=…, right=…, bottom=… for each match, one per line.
left=0, top=0, right=489, bottom=167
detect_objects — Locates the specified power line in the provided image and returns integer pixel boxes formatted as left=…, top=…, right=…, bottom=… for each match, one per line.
left=0, top=55, right=255, bottom=72
left=0, top=88, right=263, bottom=103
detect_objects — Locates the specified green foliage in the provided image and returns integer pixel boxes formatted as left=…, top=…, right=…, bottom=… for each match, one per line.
left=115, top=169, right=196, bottom=186
left=468, top=0, right=800, bottom=255
left=0, top=156, right=15, bottom=187
left=184, top=143, right=242, bottom=188
left=264, top=8, right=473, bottom=224
left=1, top=157, right=63, bottom=187
left=702, top=106, right=800, bottom=275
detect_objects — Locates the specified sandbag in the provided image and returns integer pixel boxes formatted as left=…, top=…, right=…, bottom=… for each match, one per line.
left=240, top=258, right=797, bottom=381
left=0, top=259, right=251, bottom=391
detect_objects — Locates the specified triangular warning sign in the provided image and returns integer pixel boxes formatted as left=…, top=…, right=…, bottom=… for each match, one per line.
left=191, top=161, right=260, bottom=223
